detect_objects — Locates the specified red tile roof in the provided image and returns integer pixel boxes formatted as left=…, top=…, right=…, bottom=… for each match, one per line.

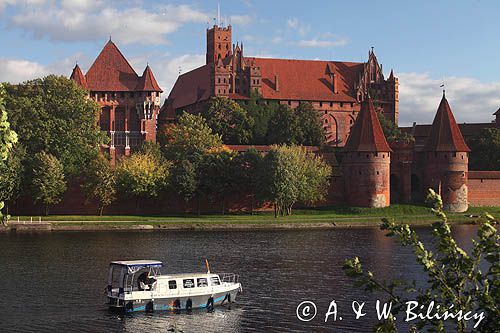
left=136, top=65, right=162, bottom=92
left=343, top=97, right=391, bottom=152
left=423, top=94, right=470, bottom=152
left=167, top=57, right=365, bottom=110
left=70, top=64, right=87, bottom=90
left=168, top=65, right=211, bottom=110
left=248, top=58, right=364, bottom=102
left=85, top=40, right=139, bottom=91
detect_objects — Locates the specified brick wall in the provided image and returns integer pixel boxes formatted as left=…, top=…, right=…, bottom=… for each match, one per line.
left=468, top=171, right=500, bottom=206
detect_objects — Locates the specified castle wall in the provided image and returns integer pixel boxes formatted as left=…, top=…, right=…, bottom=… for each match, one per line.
left=468, top=171, right=500, bottom=206
left=343, top=152, right=391, bottom=208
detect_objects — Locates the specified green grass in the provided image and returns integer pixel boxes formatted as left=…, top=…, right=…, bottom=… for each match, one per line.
left=11, top=204, right=500, bottom=227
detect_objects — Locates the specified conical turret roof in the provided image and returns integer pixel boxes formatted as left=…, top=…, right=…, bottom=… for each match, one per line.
left=136, top=65, right=162, bottom=92
left=344, top=97, right=391, bottom=152
left=85, top=40, right=139, bottom=91
left=70, top=64, right=87, bottom=89
left=423, top=93, right=470, bottom=152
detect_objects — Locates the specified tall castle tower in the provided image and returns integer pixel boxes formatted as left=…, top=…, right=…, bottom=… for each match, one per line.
left=342, top=97, right=392, bottom=207
left=206, top=25, right=232, bottom=64
left=423, top=92, right=470, bottom=212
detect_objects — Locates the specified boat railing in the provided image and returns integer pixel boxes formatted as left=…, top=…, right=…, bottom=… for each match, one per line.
left=219, top=273, right=239, bottom=284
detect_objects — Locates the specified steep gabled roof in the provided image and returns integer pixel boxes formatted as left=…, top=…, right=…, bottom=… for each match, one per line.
left=344, top=97, right=391, bottom=152
left=494, top=108, right=500, bottom=116
left=85, top=40, right=139, bottom=91
left=70, top=64, right=87, bottom=89
left=248, top=57, right=364, bottom=102
left=136, top=65, right=163, bottom=92
left=167, top=65, right=211, bottom=110
left=423, top=93, right=470, bottom=152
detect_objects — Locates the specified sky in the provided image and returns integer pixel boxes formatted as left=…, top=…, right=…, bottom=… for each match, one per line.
left=0, top=0, right=499, bottom=126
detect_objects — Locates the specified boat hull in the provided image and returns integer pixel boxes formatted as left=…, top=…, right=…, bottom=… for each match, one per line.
left=109, top=287, right=240, bottom=313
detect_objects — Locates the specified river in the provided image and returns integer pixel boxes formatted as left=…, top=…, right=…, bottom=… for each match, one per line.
left=0, top=226, right=477, bottom=332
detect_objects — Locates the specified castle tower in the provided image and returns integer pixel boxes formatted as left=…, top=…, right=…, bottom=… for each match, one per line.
left=206, top=24, right=232, bottom=64
left=70, top=64, right=87, bottom=90
left=342, top=97, right=392, bottom=208
left=423, top=92, right=470, bottom=212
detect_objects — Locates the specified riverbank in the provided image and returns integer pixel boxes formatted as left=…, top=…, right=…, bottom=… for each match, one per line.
left=3, top=204, right=499, bottom=232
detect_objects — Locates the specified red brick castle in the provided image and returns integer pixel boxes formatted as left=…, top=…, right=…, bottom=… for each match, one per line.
left=164, top=24, right=399, bottom=146
left=70, top=40, right=162, bottom=161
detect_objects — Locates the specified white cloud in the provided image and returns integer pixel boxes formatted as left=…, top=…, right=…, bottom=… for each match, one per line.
left=296, top=37, right=348, bottom=48
left=7, top=2, right=209, bottom=45
left=0, top=58, right=50, bottom=83
left=229, top=14, right=252, bottom=26
left=286, top=17, right=309, bottom=36
left=398, top=72, right=500, bottom=126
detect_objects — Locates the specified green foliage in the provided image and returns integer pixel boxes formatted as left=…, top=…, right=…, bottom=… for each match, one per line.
left=468, top=128, right=500, bottom=170
left=32, top=151, right=67, bottom=215
left=239, top=92, right=279, bottom=144
left=266, top=104, right=301, bottom=144
left=4, top=75, right=104, bottom=175
left=377, top=112, right=414, bottom=144
left=116, top=151, right=170, bottom=199
left=162, top=112, right=222, bottom=163
left=82, top=154, right=117, bottom=215
left=169, top=159, right=198, bottom=204
left=232, top=148, right=264, bottom=213
left=295, top=102, right=326, bottom=146
left=343, top=188, right=499, bottom=332
left=0, top=145, right=25, bottom=206
left=260, top=145, right=332, bottom=217
left=0, top=83, right=18, bottom=225
left=203, top=97, right=254, bottom=144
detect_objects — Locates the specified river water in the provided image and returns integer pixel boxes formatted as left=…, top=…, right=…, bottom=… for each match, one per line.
left=0, top=226, right=477, bottom=332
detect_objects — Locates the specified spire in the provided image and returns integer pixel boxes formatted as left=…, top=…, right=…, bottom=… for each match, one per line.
left=70, top=63, right=87, bottom=89
left=388, top=69, right=394, bottom=81
left=423, top=94, right=470, bottom=152
left=136, top=65, right=163, bottom=92
left=344, top=97, right=391, bottom=152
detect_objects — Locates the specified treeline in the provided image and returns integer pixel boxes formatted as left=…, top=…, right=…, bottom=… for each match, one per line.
left=0, top=76, right=332, bottom=216
left=200, top=93, right=326, bottom=146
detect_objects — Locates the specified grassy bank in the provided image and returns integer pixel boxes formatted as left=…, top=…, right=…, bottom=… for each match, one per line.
left=10, top=204, right=500, bottom=227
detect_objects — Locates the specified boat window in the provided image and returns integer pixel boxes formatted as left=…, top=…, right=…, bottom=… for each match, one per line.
left=183, top=279, right=195, bottom=288
left=210, top=276, right=221, bottom=286
left=197, top=278, right=208, bottom=287
left=168, top=280, right=177, bottom=289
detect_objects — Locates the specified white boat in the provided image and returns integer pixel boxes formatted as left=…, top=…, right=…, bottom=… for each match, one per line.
left=106, top=260, right=242, bottom=313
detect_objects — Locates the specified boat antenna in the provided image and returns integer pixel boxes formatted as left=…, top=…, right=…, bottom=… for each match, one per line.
left=205, top=259, right=211, bottom=273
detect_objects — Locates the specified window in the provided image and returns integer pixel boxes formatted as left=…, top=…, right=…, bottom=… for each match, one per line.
left=197, top=278, right=208, bottom=287
left=288, top=101, right=291, bottom=106
left=330, top=102, right=333, bottom=107
left=168, top=280, right=177, bottom=289
left=319, top=102, right=323, bottom=107
left=210, top=277, right=221, bottom=286
left=183, top=279, right=195, bottom=288
left=340, top=102, right=344, bottom=107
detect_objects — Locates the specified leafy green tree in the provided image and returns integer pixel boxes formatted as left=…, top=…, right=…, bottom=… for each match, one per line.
left=260, top=145, right=332, bottom=217
left=0, top=145, right=25, bottom=215
left=0, top=83, right=18, bottom=225
left=82, top=154, right=117, bottom=215
left=295, top=102, right=325, bottom=146
left=343, top=189, right=499, bottom=332
left=203, top=97, right=254, bottom=144
left=198, top=148, right=236, bottom=214
left=468, top=128, right=500, bottom=170
left=32, top=151, right=67, bottom=215
left=377, top=112, right=414, bottom=144
left=232, top=148, right=264, bottom=214
left=116, top=151, right=170, bottom=202
left=169, top=159, right=198, bottom=208
left=162, top=112, right=222, bottom=163
left=266, top=104, right=301, bottom=145
left=239, top=91, right=278, bottom=144
left=4, top=75, right=104, bottom=175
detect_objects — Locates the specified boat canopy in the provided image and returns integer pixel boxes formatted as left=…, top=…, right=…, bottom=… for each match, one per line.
left=110, top=260, right=163, bottom=274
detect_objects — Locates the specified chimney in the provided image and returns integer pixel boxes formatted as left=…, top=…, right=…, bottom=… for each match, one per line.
left=275, top=74, right=279, bottom=92
left=332, top=72, right=337, bottom=94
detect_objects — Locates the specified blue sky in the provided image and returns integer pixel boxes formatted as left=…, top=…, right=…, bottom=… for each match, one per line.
left=1, top=0, right=499, bottom=125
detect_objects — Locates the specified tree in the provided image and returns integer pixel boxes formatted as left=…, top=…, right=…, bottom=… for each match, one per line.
left=32, top=151, right=67, bottom=215
left=82, top=154, right=117, bottom=215
left=162, top=112, right=222, bottom=163
left=343, top=189, right=499, bottom=332
left=202, top=97, right=254, bottom=144
left=232, top=148, right=264, bottom=214
left=266, top=104, right=301, bottom=145
left=0, top=83, right=18, bottom=225
left=4, top=75, right=104, bottom=176
left=0, top=145, right=25, bottom=214
left=468, top=128, right=500, bottom=170
left=377, top=112, right=414, bottom=144
left=260, top=145, right=332, bottom=217
left=295, top=102, right=325, bottom=146
left=239, top=91, right=279, bottom=144
left=169, top=159, right=198, bottom=208
left=116, top=151, right=170, bottom=202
